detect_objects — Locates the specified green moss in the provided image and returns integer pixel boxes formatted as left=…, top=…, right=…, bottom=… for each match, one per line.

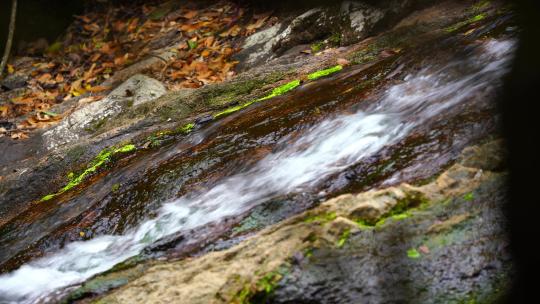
left=407, top=248, right=421, bottom=259
left=204, top=71, right=286, bottom=108
left=234, top=268, right=287, bottom=304
left=329, top=32, right=342, bottom=45
left=311, top=41, right=324, bottom=53
left=178, top=122, right=195, bottom=134
left=187, top=40, right=198, bottom=50
left=40, top=194, right=56, bottom=201
left=213, top=80, right=301, bottom=119
left=307, top=65, right=343, bottom=81
left=355, top=193, right=429, bottom=227
left=114, top=144, right=136, bottom=153
left=392, top=213, right=410, bottom=220
left=304, top=212, right=337, bottom=224
left=40, top=144, right=137, bottom=202
left=472, top=0, right=491, bottom=11
left=445, top=13, right=486, bottom=32
left=356, top=219, right=373, bottom=229
left=111, top=183, right=120, bottom=192
left=258, top=80, right=301, bottom=101
left=463, top=192, right=475, bottom=201
left=213, top=103, right=249, bottom=118
left=304, top=247, right=314, bottom=258
left=337, top=228, right=351, bottom=248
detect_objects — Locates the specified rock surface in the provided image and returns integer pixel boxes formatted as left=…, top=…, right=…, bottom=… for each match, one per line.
left=235, top=0, right=415, bottom=71
left=95, top=140, right=511, bottom=304
left=43, top=75, right=166, bottom=150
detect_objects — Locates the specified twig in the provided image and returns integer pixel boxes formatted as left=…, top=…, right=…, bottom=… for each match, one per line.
left=0, top=0, right=17, bottom=79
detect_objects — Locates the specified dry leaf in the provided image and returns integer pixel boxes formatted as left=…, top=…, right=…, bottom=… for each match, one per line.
left=183, top=10, right=198, bottom=19
left=11, top=132, right=29, bottom=140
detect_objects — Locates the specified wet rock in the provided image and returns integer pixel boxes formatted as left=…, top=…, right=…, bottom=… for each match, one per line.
left=235, top=0, right=415, bottom=70
left=271, top=8, right=337, bottom=55
left=96, top=140, right=512, bottom=304
left=340, top=1, right=386, bottom=45
left=43, top=74, right=166, bottom=150
left=0, top=73, right=28, bottom=91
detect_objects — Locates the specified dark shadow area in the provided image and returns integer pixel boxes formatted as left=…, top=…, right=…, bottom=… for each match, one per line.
left=498, top=0, right=540, bottom=302
left=0, top=0, right=84, bottom=54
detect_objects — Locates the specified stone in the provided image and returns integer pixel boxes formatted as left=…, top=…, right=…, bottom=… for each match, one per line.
left=0, top=73, right=28, bottom=91
left=43, top=74, right=166, bottom=150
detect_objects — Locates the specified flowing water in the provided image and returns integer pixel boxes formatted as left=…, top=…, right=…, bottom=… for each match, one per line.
left=0, top=38, right=515, bottom=303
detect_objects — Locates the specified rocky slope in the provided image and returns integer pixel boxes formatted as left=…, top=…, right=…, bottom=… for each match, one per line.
left=0, top=0, right=516, bottom=303
left=92, top=140, right=510, bottom=304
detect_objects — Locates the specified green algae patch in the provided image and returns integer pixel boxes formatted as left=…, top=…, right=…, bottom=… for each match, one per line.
left=463, top=192, right=475, bottom=201
left=337, top=228, right=351, bottom=248
left=40, top=194, right=56, bottom=202
left=111, top=183, right=120, bottom=192
left=178, top=122, right=195, bottom=134
left=407, top=248, right=421, bottom=259
left=257, top=80, right=301, bottom=101
left=445, top=13, right=486, bottom=33
left=355, top=193, right=429, bottom=228
left=392, top=213, right=410, bottom=220
left=40, top=144, right=137, bottom=202
left=213, top=80, right=301, bottom=119
left=307, top=65, right=343, bottom=80
left=304, top=212, right=337, bottom=224
left=213, top=103, right=249, bottom=119
left=233, top=267, right=288, bottom=304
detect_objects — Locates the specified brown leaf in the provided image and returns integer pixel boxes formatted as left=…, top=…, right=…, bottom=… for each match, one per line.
left=219, top=25, right=242, bottom=37
left=183, top=10, right=198, bottom=19
left=55, top=74, right=65, bottom=83
left=86, top=86, right=111, bottom=93
left=201, top=49, right=211, bottom=57
left=37, top=73, right=53, bottom=83
left=90, top=53, right=102, bottom=62
left=246, top=15, right=269, bottom=31
left=0, top=105, right=10, bottom=117
left=11, top=132, right=29, bottom=140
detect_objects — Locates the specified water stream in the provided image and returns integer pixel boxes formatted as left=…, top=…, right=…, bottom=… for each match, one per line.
left=0, top=38, right=515, bottom=303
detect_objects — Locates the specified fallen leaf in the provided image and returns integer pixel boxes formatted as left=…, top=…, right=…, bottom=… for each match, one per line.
left=246, top=15, right=269, bottom=32
left=0, top=105, right=9, bottom=117
left=183, top=10, right=198, bottom=19
left=219, top=25, right=242, bottom=37
left=11, top=132, right=29, bottom=140
left=86, top=85, right=111, bottom=93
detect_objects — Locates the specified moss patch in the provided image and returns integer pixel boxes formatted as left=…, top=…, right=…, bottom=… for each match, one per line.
left=303, top=212, right=337, bottom=224
left=213, top=80, right=301, bottom=119
left=407, top=248, right=421, bottom=259
left=463, top=192, right=475, bottom=201
left=307, top=65, right=343, bottom=81
left=355, top=192, right=430, bottom=228
left=233, top=266, right=288, bottom=304
left=337, top=228, right=351, bottom=248
left=445, top=13, right=487, bottom=33
left=40, top=144, right=137, bottom=202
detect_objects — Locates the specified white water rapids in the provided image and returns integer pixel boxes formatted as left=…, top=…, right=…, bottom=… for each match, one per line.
left=0, top=39, right=515, bottom=303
